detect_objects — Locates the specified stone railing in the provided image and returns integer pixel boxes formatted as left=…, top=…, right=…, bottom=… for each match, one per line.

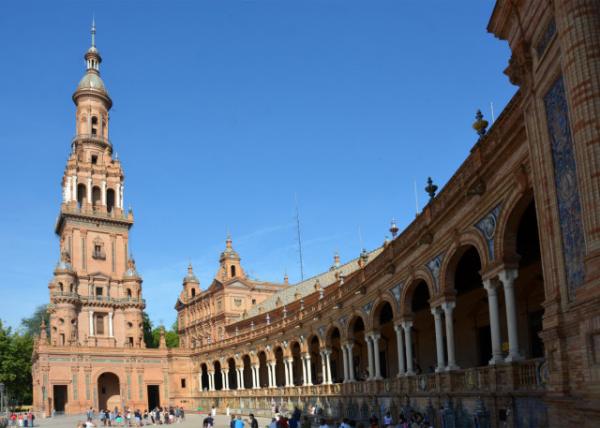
left=50, top=292, right=145, bottom=306
left=197, top=358, right=546, bottom=402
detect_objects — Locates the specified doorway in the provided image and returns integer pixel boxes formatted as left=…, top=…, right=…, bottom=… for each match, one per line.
left=147, top=385, right=160, bottom=410
left=53, top=385, right=68, bottom=413
left=98, top=372, right=120, bottom=410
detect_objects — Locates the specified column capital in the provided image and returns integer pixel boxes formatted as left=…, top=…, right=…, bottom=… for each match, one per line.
left=343, top=341, right=354, bottom=349
left=401, top=320, right=413, bottom=329
left=393, top=323, right=404, bottom=333
left=482, top=278, right=497, bottom=292
left=430, top=306, right=443, bottom=317
left=441, top=301, right=455, bottom=312
left=498, top=268, right=518, bottom=286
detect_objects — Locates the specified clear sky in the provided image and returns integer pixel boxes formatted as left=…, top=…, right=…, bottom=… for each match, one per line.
left=0, top=0, right=515, bottom=329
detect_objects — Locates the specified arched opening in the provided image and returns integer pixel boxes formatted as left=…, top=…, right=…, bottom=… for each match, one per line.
left=274, top=346, right=285, bottom=386
left=191, top=288, right=196, bottom=298
left=373, top=301, right=398, bottom=378
left=258, top=351, right=269, bottom=387
left=327, top=327, right=343, bottom=383
left=228, top=358, right=237, bottom=390
left=77, top=183, right=87, bottom=208
left=348, top=316, right=368, bottom=381
left=243, top=355, right=252, bottom=389
left=92, top=186, right=101, bottom=208
left=106, top=188, right=115, bottom=213
left=410, top=281, right=435, bottom=374
left=291, top=341, right=303, bottom=385
left=91, top=116, right=98, bottom=135
left=514, top=200, right=545, bottom=359
left=231, top=265, right=236, bottom=277
left=200, top=363, right=209, bottom=391
left=213, top=361, right=223, bottom=390
left=450, top=246, right=489, bottom=368
left=308, top=336, right=323, bottom=384
left=58, top=282, right=64, bottom=293
left=98, top=372, right=120, bottom=411
left=127, top=288, right=132, bottom=298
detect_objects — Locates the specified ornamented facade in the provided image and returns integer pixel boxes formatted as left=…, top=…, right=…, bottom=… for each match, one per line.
left=33, top=1, right=600, bottom=427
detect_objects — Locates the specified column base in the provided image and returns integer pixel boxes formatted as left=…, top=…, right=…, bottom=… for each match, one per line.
left=445, top=364, right=460, bottom=372
left=488, top=355, right=504, bottom=365
left=435, top=366, right=445, bottom=373
left=396, top=373, right=405, bottom=378
left=504, top=353, right=524, bottom=363
left=372, top=376, right=383, bottom=381
left=405, top=370, right=415, bottom=376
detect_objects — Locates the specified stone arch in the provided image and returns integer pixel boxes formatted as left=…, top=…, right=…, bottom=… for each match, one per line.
left=96, top=371, right=121, bottom=411
left=400, top=271, right=435, bottom=317
left=347, top=314, right=368, bottom=381
left=495, top=188, right=534, bottom=263
left=367, top=294, right=398, bottom=331
left=324, top=322, right=344, bottom=348
left=440, top=237, right=487, bottom=295
left=371, top=299, right=398, bottom=378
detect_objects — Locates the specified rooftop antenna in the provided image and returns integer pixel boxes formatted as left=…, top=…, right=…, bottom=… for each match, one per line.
left=490, top=101, right=496, bottom=123
left=413, top=179, right=419, bottom=216
left=295, top=193, right=305, bottom=281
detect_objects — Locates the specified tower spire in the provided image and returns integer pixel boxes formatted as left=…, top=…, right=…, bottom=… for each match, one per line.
left=91, top=17, right=96, bottom=48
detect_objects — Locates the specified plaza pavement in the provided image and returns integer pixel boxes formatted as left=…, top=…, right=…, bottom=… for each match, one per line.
left=28, top=413, right=273, bottom=428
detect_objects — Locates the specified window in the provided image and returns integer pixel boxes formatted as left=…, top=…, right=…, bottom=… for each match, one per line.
left=128, top=337, right=134, bottom=346
left=91, top=116, right=98, bottom=135
left=95, top=287, right=103, bottom=296
left=231, top=265, right=236, bottom=277
left=252, top=299, right=256, bottom=305
left=95, top=314, right=105, bottom=335
left=127, top=288, right=132, bottom=298
left=91, top=155, right=98, bottom=165
left=92, top=239, right=105, bottom=260
left=181, top=379, right=186, bottom=388
left=191, top=288, right=196, bottom=298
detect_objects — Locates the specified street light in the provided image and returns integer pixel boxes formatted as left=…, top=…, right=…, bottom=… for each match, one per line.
left=0, top=382, right=5, bottom=414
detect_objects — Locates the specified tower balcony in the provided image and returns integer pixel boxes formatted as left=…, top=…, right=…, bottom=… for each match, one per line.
left=50, top=291, right=145, bottom=308
left=72, top=133, right=112, bottom=150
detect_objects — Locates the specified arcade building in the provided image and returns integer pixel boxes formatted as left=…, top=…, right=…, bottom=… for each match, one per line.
left=32, top=1, right=600, bottom=427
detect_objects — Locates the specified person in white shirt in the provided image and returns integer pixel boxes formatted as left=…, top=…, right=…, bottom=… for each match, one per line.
left=383, top=412, right=393, bottom=427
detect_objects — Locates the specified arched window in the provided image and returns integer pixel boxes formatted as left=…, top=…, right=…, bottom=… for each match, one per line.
left=231, top=265, right=236, bottom=277
left=191, top=288, right=196, bottom=298
left=106, top=188, right=115, bottom=213
left=127, top=288, right=132, bottom=298
left=91, top=116, right=98, bottom=135
left=58, top=282, right=64, bottom=292
left=92, top=186, right=101, bottom=208
left=77, top=183, right=87, bottom=207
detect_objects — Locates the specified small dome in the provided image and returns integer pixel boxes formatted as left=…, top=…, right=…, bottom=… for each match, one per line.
left=77, top=72, right=108, bottom=93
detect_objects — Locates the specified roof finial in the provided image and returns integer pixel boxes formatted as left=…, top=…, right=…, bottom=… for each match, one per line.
left=91, top=16, right=96, bottom=48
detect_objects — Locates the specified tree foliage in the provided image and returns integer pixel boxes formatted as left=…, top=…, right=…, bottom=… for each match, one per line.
left=142, top=311, right=179, bottom=348
left=0, top=319, right=35, bottom=405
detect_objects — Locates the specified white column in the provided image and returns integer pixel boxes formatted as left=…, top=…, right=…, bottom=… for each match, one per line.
left=402, top=321, right=414, bottom=375
left=283, top=359, right=290, bottom=386
left=302, top=355, right=308, bottom=385
left=253, top=365, right=260, bottom=389
left=86, top=177, right=92, bottom=205
left=341, top=346, right=349, bottom=382
left=89, top=310, right=94, bottom=336
left=222, top=369, right=228, bottom=390
left=483, top=279, right=504, bottom=364
left=108, top=312, right=114, bottom=337
left=115, top=184, right=121, bottom=209
left=305, top=354, right=313, bottom=385
left=431, top=307, right=446, bottom=372
left=346, top=343, right=355, bottom=381
left=442, top=301, right=459, bottom=370
left=287, top=358, right=295, bottom=386
left=208, top=372, right=214, bottom=391
left=323, top=350, right=332, bottom=384
left=365, top=335, right=374, bottom=380
left=393, top=325, right=406, bottom=376
left=64, top=176, right=71, bottom=202
left=71, top=175, right=77, bottom=203
left=101, top=180, right=107, bottom=205
left=499, top=269, right=523, bottom=362
left=271, top=362, right=277, bottom=387
left=371, top=334, right=382, bottom=380
left=238, top=368, right=244, bottom=389
left=120, top=184, right=124, bottom=209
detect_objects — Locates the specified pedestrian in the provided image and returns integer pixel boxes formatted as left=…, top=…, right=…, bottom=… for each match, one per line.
left=249, top=414, right=259, bottom=428
left=319, top=419, right=329, bottom=428
left=234, top=415, right=245, bottom=428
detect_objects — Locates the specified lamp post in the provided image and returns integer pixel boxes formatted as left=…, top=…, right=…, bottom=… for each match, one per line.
left=0, top=382, right=5, bottom=414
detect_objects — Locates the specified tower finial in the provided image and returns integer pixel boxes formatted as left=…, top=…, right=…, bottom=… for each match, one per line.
left=91, top=17, right=96, bottom=48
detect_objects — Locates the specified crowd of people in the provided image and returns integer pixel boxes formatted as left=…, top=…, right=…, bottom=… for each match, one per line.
left=4, top=413, right=35, bottom=427
left=77, top=406, right=185, bottom=427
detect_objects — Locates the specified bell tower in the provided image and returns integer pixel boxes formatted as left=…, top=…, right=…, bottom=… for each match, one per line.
left=48, top=22, right=145, bottom=348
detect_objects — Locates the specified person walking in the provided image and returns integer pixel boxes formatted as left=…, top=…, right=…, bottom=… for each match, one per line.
left=249, top=414, right=259, bottom=428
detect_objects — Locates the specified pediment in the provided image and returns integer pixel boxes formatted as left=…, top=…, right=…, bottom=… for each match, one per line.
left=88, top=272, right=111, bottom=282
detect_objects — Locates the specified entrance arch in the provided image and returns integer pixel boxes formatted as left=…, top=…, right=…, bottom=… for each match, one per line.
left=98, top=372, right=120, bottom=411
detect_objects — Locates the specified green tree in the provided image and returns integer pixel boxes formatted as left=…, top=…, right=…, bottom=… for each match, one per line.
left=0, top=319, right=35, bottom=405
left=142, top=311, right=156, bottom=348
left=20, top=305, right=49, bottom=337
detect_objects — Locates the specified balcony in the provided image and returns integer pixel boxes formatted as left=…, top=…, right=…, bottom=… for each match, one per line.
left=50, top=291, right=145, bottom=307
left=72, top=133, right=111, bottom=148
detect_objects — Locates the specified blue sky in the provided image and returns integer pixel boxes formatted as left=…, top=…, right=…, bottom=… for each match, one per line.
left=0, top=0, right=515, bottom=329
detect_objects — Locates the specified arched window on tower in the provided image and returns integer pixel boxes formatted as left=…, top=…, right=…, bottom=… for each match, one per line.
left=191, top=288, right=196, bottom=298
left=231, top=265, right=236, bottom=278
left=77, top=183, right=87, bottom=208
left=92, top=186, right=101, bottom=209
left=127, top=288, right=132, bottom=298
left=91, top=116, right=98, bottom=135
left=106, top=188, right=115, bottom=213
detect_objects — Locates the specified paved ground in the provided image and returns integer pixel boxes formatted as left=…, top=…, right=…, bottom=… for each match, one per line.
left=22, top=414, right=273, bottom=428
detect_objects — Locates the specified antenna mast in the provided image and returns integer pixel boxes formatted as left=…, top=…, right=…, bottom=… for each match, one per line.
left=295, top=193, right=305, bottom=281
